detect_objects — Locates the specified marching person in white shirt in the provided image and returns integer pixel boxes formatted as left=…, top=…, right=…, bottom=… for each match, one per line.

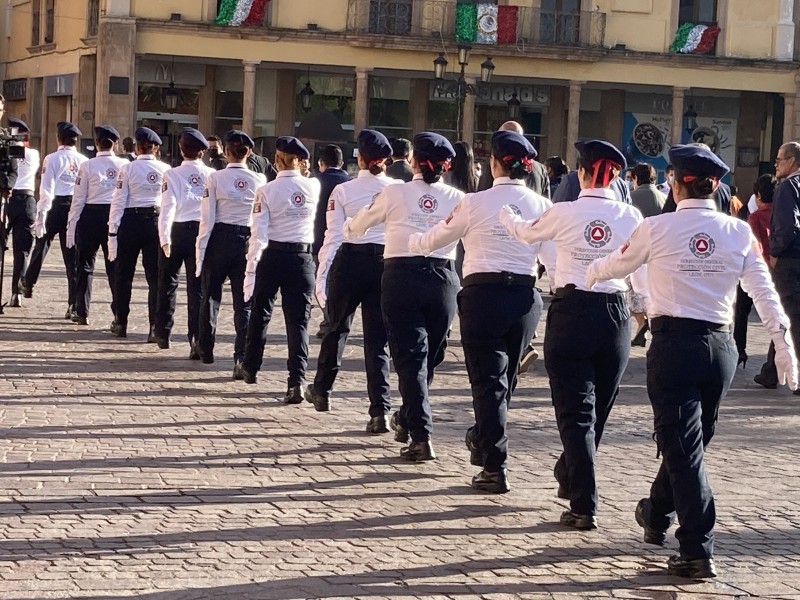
left=305, top=130, right=398, bottom=430
left=241, top=136, right=320, bottom=404
left=344, top=132, right=463, bottom=462
left=154, top=128, right=214, bottom=358
left=500, top=139, right=643, bottom=530
left=24, top=121, right=87, bottom=317
left=107, top=127, right=170, bottom=339
left=66, top=125, right=126, bottom=326
left=196, top=131, right=266, bottom=374
left=585, top=144, right=799, bottom=580
left=6, top=117, right=40, bottom=308
left=409, top=130, right=551, bottom=492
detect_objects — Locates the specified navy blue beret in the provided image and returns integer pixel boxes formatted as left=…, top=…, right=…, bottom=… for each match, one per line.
left=58, top=121, right=82, bottom=138
left=94, top=125, right=120, bottom=142
left=8, top=117, right=30, bottom=133
left=225, top=130, right=255, bottom=149
left=276, top=136, right=310, bottom=160
left=668, top=144, right=729, bottom=180
left=181, top=127, right=209, bottom=151
left=575, top=139, right=627, bottom=170
left=135, top=126, right=162, bottom=145
left=492, top=131, right=537, bottom=160
left=413, top=132, right=456, bottom=162
left=357, top=129, right=392, bottom=160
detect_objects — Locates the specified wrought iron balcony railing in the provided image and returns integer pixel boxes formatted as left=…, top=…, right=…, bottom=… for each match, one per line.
left=346, top=0, right=606, bottom=48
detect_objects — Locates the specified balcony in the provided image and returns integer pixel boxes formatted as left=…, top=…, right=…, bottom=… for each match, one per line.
left=346, top=0, right=606, bottom=48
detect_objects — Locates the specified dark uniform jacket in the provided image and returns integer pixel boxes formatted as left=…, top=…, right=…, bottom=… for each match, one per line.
left=552, top=170, right=631, bottom=204
left=313, top=167, right=351, bottom=255
left=661, top=181, right=731, bottom=215
left=770, top=174, right=800, bottom=259
left=247, top=153, right=278, bottom=182
left=525, top=161, right=551, bottom=199
left=386, top=159, right=413, bottom=182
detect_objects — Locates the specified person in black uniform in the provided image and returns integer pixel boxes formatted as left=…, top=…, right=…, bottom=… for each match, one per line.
left=247, top=150, right=278, bottom=181
left=586, top=144, right=798, bottom=579
left=385, top=138, right=413, bottom=182
left=305, top=130, right=395, bottom=431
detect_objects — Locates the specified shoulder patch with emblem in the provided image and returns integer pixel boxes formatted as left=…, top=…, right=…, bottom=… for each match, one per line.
left=327, top=198, right=335, bottom=211
left=253, top=201, right=262, bottom=214
left=162, top=181, right=168, bottom=193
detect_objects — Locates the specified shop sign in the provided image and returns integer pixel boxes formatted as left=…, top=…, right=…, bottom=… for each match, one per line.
left=431, top=82, right=550, bottom=107
left=2, top=79, right=27, bottom=100
left=46, top=74, right=74, bottom=97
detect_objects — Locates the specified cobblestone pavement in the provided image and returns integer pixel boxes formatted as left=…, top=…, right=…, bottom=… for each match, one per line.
left=0, top=255, right=798, bottom=600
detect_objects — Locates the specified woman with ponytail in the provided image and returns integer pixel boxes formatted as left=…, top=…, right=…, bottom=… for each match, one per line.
left=305, top=130, right=398, bottom=435
left=500, top=139, right=643, bottom=530
left=344, top=132, right=463, bottom=462
left=408, top=131, right=551, bottom=492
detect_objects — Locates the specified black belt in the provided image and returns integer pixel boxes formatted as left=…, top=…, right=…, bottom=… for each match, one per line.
left=340, top=242, right=385, bottom=256
left=173, top=220, right=199, bottom=229
left=214, top=222, right=250, bottom=235
left=268, top=241, right=312, bottom=253
left=650, top=316, right=731, bottom=334
left=54, top=195, right=72, bottom=204
left=82, top=203, right=111, bottom=210
left=384, top=256, right=453, bottom=268
left=11, top=189, right=34, bottom=197
left=124, top=206, right=159, bottom=215
left=554, top=283, right=624, bottom=300
left=463, top=272, right=535, bottom=288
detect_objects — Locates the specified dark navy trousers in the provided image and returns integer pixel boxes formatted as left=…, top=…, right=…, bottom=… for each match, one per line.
left=74, top=204, right=116, bottom=320
left=155, top=220, right=201, bottom=344
left=381, top=258, right=459, bottom=443
left=646, top=317, right=737, bottom=560
left=545, top=286, right=630, bottom=517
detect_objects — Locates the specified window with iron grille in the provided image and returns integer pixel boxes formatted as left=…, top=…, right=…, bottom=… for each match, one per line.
left=88, top=0, right=100, bottom=37
left=31, top=0, right=41, bottom=45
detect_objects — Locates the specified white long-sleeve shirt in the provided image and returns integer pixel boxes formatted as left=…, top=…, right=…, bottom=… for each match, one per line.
left=586, top=198, right=791, bottom=331
left=12, top=146, right=40, bottom=192
left=246, top=170, right=321, bottom=270
left=159, top=159, right=214, bottom=247
left=501, top=187, right=643, bottom=293
left=344, top=174, right=464, bottom=259
left=37, top=146, right=87, bottom=216
left=67, top=151, right=127, bottom=241
left=317, top=170, right=398, bottom=288
left=410, top=177, right=552, bottom=277
left=196, top=162, right=266, bottom=270
left=108, top=155, right=171, bottom=234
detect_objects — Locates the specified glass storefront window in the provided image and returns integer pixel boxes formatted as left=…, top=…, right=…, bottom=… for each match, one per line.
left=369, top=76, right=411, bottom=139
left=215, top=90, right=244, bottom=136
left=138, top=85, right=199, bottom=115
left=295, top=74, right=355, bottom=130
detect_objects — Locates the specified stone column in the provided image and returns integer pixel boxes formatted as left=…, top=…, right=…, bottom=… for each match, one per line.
left=242, top=61, right=259, bottom=135
left=354, top=67, right=372, bottom=136
left=94, top=17, right=137, bottom=136
left=671, top=86, right=687, bottom=147
left=775, top=0, right=796, bottom=61
left=410, top=79, right=429, bottom=134
left=784, top=92, right=797, bottom=144
left=275, top=70, right=296, bottom=137
left=566, top=80, right=584, bottom=164
left=198, top=65, right=215, bottom=134
left=461, top=77, right=476, bottom=144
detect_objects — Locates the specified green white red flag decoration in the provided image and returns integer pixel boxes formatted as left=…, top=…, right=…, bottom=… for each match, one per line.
left=216, top=0, right=269, bottom=26
left=670, top=23, right=721, bottom=54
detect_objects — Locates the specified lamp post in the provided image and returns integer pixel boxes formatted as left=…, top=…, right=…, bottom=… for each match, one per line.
left=433, top=45, right=495, bottom=138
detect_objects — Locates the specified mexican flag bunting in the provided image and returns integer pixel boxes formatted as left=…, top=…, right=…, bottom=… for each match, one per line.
left=476, top=4, right=498, bottom=45
left=497, top=6, right=518, bottom=45
left=670, top=23, right=721, bottom=54
left=216, top=0, right=270, bottom=26
left=455, top=2, right=478, bottom=43
left=456, top=2, right=518, bottom=45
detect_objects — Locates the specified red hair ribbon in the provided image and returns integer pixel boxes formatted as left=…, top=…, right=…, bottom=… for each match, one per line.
left=367, top=158, right=384, bottom=169
left=591, top=158, right=621, bottom=188
left=501, top=155, right=534, bottom=171
left=682, top=174, right=720, bottom=192
left=424, top=159, right=452, bottom=174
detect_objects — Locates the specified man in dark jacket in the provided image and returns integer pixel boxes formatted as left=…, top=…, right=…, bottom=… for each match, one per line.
left=313, top=144, right=350, bottom=338
left=247, top=151, right=277, bottom=181
left=386, top=138, right=413, bottom=182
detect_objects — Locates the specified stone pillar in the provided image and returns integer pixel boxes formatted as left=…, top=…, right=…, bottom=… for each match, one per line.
left=74, top=54, right=97, bottom=136
left=242, top=61, right=259, bottom=135
left=198, top=65, right=215, bottom=135
left=543, top=86, right=566, bottom=159
left=671, top=86, right=687, bottom=147
left=275, top=70, right=296, bottom=136
left=354, top=67, right=371, bottom=136
left=566, top=80, right=584, bottom=164
left=461, top=77, right=476, bottom=144
left=784, top=93, right=797, bottom=143
left=776, top=0, right=796, bottom=61
left=95, top=17, right=137, bottom=136
left=600, top=89, right=625, bottom=147
left=410, top=79, right=429, bottom=134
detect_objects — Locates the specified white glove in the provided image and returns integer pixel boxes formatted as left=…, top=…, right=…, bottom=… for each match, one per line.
left=408, top=232, right=425, bottom=255
left=66, top=232, right=75, bottom=249
left=162, top=244, right=171, bottom=258
left=773, top=328, right=799, bottom=390
left=33, top=213, right=46, bottom=238
left=498, top=205, right=522, bottom=230
left=195, top=260, right=203, bottom=278
left=107, top=236, right=118, bottom=262
left=342, top=217, right=355, bottom=241
left=315, top=278, right=327, bottom=309
left=244, top=271, right=256, bottom=302
left=585, top=270, right=599, bottom=291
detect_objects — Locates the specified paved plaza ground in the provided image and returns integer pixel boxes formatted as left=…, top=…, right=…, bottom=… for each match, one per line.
left=0, top=254, right=798, bottom=599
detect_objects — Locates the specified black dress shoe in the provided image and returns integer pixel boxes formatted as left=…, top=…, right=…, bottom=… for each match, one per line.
left=471, top=469, right=510, bottom=494
left=232, top=360, right=246, bottom=381
left=366, top=415, right=390, bottom=434
left=189, top=341, right=201, bottom=360
left=9, top=293, right=21, bottom=308
left=147, top=326, right=158, bottom=344
left=666, top=555, right=717, bottom=579
left=399, top=440, right=436, bottom=462
left=71, top=315, right=88, bottom=326
left=157, top=338, right=170, bottom=350
left=304, top=384, right=330, bottom=411
left=65, top=305, right=75, bottom=320
left=284, top=385, right=304, bottom=405
left=242, top=368, right=256, bottom=384
left=464, top=427, right=484, bottom=467
left=201, top=356, right=214, bottom=365
left=559, top=510, right=598, bottom=530
left=635, top=498, right=672, bottom=546
left=754, top=373, right=778, bottom=389
left=109, top=320, right=118, bottom=333
left=557, top=482, right=569, bottom=500
left=390, top=411, right=409, bottom=443
left=19, top=280, right=32, bottom=298
left=113, top=326, right=127, bottom=338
